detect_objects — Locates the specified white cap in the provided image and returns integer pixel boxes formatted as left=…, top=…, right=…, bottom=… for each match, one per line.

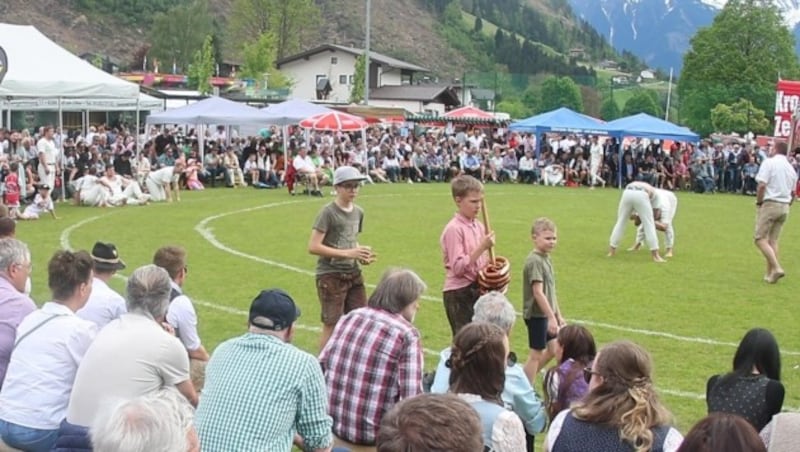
left=333, top=166, right=367, bottom=185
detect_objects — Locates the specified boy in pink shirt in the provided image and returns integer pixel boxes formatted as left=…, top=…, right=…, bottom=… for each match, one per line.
left=439, top=175, right=495, bottom=337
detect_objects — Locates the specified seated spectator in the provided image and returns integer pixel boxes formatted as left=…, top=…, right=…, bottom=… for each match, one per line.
left=461, top=147, right=482, bottom=181
left=90, top=388, right=198, bottom=452
left=543, top=163, right=564, bottom=186
left=0, top=239, right=36, bottom=390
left=202, top=148, right=223, bottom=187
left=543, top=325, right=596, bottom=421
left=320, top=268, right=426, bottom=447
left=60, top=265, right=197, bottom=449
left=691, top=157, right=715, bottom=193
left=677, top=412, right=765, bottom=452
left=0, top=250, right=96, bottom=452
left=196, top=289, right=333, bottom=452
left=382, top=149, right=402, bottom=182
left=448, top=322, right=526, bottom=451
left=222, top=148, right=246, bottom=187
left=377, top=393, right=482, bottom=452
left=742, top=154, right=759, bottom=195
left=293, top=146, right=323, bottom=196
left=545, top=340, right=683, bottom=452
left=519, top=150, right=536, bottom=184
left=706, top=328, right=784, bottom=432
left=502, top=147, right=519, bottom=182
left=760, top=412, right=800, bottom=452
left=431, top=291, right=545, bottom=450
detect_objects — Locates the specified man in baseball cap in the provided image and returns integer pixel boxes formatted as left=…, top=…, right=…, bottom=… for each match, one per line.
left=248, top=289, right=301, bottom=332
left=195, top=289, right=333, bottom=451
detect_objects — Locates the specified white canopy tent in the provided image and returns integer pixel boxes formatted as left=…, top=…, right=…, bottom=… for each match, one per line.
left=5, top=93, right=163, bottom=111
left=0, top=24, right=139, bottom=99
left=146, top=96, right=274, bottom=160
left=0, top=23, right=142, bottom=197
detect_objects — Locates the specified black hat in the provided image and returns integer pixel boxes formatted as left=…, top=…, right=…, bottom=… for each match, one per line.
left=249, top=289, right=301, bottom=331
left=91, top=242, right=126, bottom=271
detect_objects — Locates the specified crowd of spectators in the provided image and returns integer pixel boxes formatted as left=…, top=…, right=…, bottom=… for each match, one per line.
left=4, top=122, right=798, bottom=208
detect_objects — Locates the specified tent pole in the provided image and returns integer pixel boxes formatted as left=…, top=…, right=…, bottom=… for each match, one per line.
left=135, top=98, right=141, bottom=157
left=199, top=124, right=205, bottom=163
left=58, top=98, right=66, bottom=200
left=283, top=125, right=289, bottom=173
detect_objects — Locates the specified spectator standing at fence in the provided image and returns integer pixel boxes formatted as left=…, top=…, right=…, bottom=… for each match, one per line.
left=754, top=141, right=797, bottom=284
left=36, top=126, right=59, bottom=189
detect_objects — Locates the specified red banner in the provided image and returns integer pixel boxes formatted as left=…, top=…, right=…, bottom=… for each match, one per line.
left=774, top=80, right=800, bottom=137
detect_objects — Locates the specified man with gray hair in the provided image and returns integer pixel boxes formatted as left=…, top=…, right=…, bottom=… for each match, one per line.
left=57, top=265, right=197, bottom=448
left=320, top=268, right=426, bottom=447
left=196, top=289, right=333, bottom=452
left=430, top=291, right=546, bottom=452
left=91, top=388, right=198, bottom=452
left=0, top=238, right=35, bottom=389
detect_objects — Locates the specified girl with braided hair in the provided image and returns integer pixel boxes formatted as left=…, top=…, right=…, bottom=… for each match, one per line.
left=545, top=341, right=683, bottom=452
left=448, top=322, right=525, bottom=452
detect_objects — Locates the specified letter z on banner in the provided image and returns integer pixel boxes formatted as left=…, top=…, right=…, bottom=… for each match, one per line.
left=775, top=80, right=800, bottom=138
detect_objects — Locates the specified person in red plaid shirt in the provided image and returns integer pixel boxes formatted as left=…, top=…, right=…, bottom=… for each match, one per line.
left=319, top=268, right=426, bottom=448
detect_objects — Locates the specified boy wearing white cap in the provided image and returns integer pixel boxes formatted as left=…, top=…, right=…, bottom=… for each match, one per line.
left=308, top=166, right=376, bottom=351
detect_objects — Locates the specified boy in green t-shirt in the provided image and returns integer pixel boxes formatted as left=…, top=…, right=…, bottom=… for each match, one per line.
left=522, top=217, right=564, bottom=382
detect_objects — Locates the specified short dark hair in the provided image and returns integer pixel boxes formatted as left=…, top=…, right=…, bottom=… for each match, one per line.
left=49, top=250, right=93, bottom=300
left=152, top=246, right=186, bottom=280
left=558, top=324, right=596, bottom=365
left=677, top=413, right=766, bottom=452
left=0, top=217, right=16, bottom=238
left=377, top=393, right=482, bottom=452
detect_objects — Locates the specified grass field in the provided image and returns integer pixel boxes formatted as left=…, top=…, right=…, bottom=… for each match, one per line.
left=22, top=183, right=800, bottom=434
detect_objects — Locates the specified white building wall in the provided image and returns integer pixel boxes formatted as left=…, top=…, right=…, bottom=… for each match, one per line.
left=279, top=51, right=358, bottom=102
left=368, top=99, right=447, bottom=115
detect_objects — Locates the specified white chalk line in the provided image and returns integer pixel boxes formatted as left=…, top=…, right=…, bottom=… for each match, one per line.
left=54, top=199, right=781, bottom=403
left=58, top=210, right=441, bottom=357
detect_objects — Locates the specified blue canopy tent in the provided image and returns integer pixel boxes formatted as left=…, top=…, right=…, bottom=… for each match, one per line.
left=605, top=113, right=699, bottom=142
left=509, top=107, right=618, bottom=157
left=606, top=113, right=700, bottom=187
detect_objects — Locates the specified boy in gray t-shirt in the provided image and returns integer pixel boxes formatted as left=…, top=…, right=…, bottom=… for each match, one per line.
left=308, top=166, right=376, bottom=351
left=522, top=217, right=563, bottom=382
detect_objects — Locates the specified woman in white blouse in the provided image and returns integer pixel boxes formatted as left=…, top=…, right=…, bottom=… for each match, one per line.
left=448, top=322, right=526, bottom=452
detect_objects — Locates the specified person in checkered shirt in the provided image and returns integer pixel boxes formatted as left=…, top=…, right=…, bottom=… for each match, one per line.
left=319, top=268, right=426, bottom=447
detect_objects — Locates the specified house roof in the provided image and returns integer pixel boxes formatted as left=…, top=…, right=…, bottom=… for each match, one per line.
left=275, top=44, right=429, bottom=73
left=470, top=89, right=495, bottom=100
left=369, top=85, right=459, bottom=105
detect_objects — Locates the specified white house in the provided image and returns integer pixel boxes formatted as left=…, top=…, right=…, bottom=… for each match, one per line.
left=275, top=44, right=430, bottom=104
left=368, top=85, right=460, bottom=115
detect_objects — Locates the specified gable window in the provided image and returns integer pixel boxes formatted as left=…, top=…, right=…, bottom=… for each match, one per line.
left=331, top=57, right=338, bottom=64
left=349, top=75, right=355, bottom=85
left=339, top=74, right=348, bottom=85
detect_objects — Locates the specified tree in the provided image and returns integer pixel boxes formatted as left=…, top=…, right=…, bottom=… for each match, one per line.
left=496, top=99, right=529, bottom=119
left=350, top=53, right=366, bottom=104
left=474, top=16, right=483, bottom=33
left=149, top=0, right=213, bottom=73
left=678, top=0, right=800, bottom=135
left=539, top=76, right=583, bottom=113
left=622, top=90, right=662, bottom=117
left=241, top=33, right=292, bottom=88
left=600, top=97, right=620, bottom=120
left=188, top=35, right=215, bottom=94
left=710, top=98, right=770, bottom=134
left=226, top=0, right=320, bottom=59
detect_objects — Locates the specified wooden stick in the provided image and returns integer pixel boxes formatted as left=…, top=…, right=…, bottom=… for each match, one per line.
left=480, top=197, right=495, bottom=262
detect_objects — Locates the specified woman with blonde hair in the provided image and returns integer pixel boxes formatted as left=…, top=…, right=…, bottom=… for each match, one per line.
left=545, top=341, right=682, bottom=452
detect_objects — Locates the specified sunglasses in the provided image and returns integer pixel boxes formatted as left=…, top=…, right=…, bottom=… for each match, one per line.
left=583, top=367, right=600, bottom=384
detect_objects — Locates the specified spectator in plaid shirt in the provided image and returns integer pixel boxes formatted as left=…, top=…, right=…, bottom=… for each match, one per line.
left=320, top=268, right=426, bottom=447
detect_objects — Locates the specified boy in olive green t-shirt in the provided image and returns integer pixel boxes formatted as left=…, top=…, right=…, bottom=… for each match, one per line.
left=522, top=217, right=564, bottom=382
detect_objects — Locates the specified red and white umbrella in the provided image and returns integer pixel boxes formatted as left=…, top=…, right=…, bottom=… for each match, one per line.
left=299, top=111, right=369, bottom=131
left=443, top=105, right=495, bottom=119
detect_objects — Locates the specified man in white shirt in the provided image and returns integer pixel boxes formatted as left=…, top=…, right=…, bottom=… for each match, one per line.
left=589, top=135, right=606, bottom=189
left=61, top=265, right=197, bottom=448
left=293, top=146, right=322, bottom=196
left=36, top=126, right=59, bottom=189
left=153, top=246, right=209, bottom=389
left=77, top=242, right=127, bottom=329
left=754, top=141, right=798, bottom=283
left=145, top=161, right=185, bottom=203
left=100, top=166, right=149, bottom=206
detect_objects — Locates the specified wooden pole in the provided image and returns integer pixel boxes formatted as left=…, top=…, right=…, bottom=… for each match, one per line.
left=480, top=197, right=495, bottom=262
